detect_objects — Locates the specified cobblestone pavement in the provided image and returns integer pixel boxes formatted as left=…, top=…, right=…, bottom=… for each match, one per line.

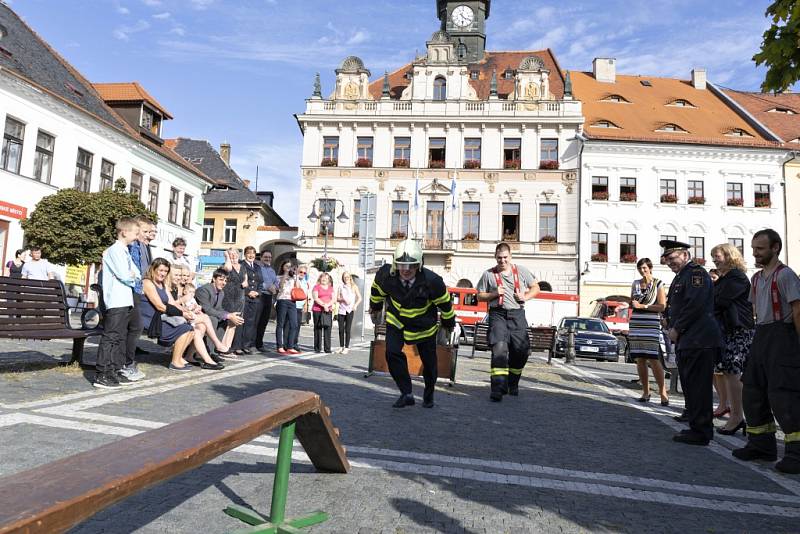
left=1, top=327, right=799, bottom=533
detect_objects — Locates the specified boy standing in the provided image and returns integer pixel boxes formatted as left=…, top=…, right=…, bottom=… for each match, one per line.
left=94, top=218, right=142, bottom=389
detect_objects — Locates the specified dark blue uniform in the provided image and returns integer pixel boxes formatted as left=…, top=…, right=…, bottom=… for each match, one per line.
left=666, top=260, right=723, bottom=442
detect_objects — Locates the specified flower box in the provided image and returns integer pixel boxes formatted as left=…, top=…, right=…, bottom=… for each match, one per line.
left=539, top=160, right=559, bottom=170
left=539, top=235, right=557, bottom=243
left=429, top=160, right=445, bottom=169
left=390, top=231, right=407, bottom=240
left=755, top=197, right=772, bottom=208
left=393, top=158, right=410, bottom=168
left=688, top=196, right=705, bottom=205
left=321, top=158, right=338, bottom=167
left=620, top=254, right=638, bottom=264
left=727, top=198, right=744, bottom=207
left=660, top=194, right=678, bottom=203
left=355, top=158, right=372, bottom=168
left=504, top=159, right=521, bottom=169
left=591, top=253, right=608, bottom=263
left=464, top=159, right=481, bottom=169
left=311, top=257, right=339, bottom=271
left=462, top=233, right=478, bottom=241
left=620, top=192, right=638, bottom=202
left=592, top=191, right=609, bottom=201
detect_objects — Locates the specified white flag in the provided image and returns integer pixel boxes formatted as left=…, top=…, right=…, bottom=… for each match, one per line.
left=414, top=169, right=419, bottom=209
left=450, top=175, right=457, bottom=208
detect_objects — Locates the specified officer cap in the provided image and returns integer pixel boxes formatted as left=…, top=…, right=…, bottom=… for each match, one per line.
left=659, top=239, right=691, bottom=258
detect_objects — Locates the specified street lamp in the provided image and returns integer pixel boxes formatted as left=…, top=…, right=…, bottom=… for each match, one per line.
left=307, top=196, right=349, bottom=272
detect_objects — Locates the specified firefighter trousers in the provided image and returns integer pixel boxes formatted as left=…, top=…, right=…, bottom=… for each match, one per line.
left=488, top=308, right=530, bottom=394
left=386, top=325, right=437, bottom=398
left=676, top=347, right=716, bottom=441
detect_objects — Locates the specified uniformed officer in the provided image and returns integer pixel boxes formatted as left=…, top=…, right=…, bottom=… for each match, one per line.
left=476, top=242, right=540, bottom=402
left=662, top=239, right=723, bottom=445
left=369, top=239, right=456, bottom=408
left=733, top=229, right=800, bottom=473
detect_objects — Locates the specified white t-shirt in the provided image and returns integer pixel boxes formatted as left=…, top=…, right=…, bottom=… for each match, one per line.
left=21, top=259, right=53, bottom=281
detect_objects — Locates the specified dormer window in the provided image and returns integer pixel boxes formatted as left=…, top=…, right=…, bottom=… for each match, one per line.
left=433, top=76, right=447, bottom=101
left=601, top=94, right=629, bottom=103
left=503, top=69, right=514, bottom=79
left=590, top=120, right=621, bottom=129
left=470, top=71, right=479, bottom=80
left=457, top=42, right=467, bottom=60
left=656, top=123, right=688, bottom=133
left=140, top=106, right=162, bottom=136
left=667, top=98, right=695, bottom=108
left=725, top=128, right=753, bottom=137
left=768, top=107, right=795, bottom=114
left=791, top=138, right=800, bottom=144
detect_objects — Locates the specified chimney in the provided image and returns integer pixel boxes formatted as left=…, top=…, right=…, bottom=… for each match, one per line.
left=243, top=179, right=251, bottom=188
left=691, top=68, right=706, bottom=90
left=220, top=142, right=231, bottom=166
left=592, top=58, right=616, bottom=83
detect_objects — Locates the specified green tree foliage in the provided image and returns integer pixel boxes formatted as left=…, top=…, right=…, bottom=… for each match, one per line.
left=754, top=0, right=800, bottom=92
left=19, top=186, right=157, bottom=266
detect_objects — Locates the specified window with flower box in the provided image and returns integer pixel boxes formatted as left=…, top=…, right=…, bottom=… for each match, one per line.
left=620, top=177, right=637, bottom=201
left=690, top=236, right=705, bottom=264
left=687, top=180, right=704, bottom=204
left=726, top=182, right=743, bottom=206
left=428, top=138, right=446, bottom=168
left=462, top=202, right=480, bottom=240
left=322, top=136, right=339, bottom=166
left=540, top=138, right=558, bottom=168
left=660, top=179, right=677, bottom=203
left=503, top=138, right=521, bottom=169
left=2, top=117, right=24, bottom=174
left=99, top=159, right=115, bottom=191
left=502, top=203, right=520, bottom=241
left=464, top=138, right=481, bottom=168
left=620, top=234, right=637, bottom=263
left=391, top=201, right=409, bottom=238
left=538, top=204, right=557, bottom=241
left=591, top=233, right=608, bottom=262
left=754, top=184, right=771, bottom=207
left=728, top=238, right=744, bottom=256
left=356, top=137, right=373, bottom=167
left=74, top=148, right=93, bottom=192
left=393, top=137, right=411, bottom=167
left=592, top=176, right=609, bottom=200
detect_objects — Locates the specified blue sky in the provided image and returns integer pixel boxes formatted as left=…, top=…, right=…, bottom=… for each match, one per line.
left=9, top=0, right=778, bottom=225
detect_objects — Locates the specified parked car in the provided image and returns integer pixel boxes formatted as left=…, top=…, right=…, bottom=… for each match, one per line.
left=551, top=317, right=620, bottom=362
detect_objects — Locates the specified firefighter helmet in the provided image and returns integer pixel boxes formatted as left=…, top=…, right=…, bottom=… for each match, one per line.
left=391, top=239, right=423, bottom=273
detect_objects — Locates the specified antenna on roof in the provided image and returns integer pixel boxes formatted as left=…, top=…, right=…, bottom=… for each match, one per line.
left=255, top=165, right=259, bottom=192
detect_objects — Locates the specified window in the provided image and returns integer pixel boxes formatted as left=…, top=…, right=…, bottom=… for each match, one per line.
left=140, top=107, right=161, bottom=135
left=687, top=180, right=704, bottom=203
left=352, top=199, right=361, bottom=238
left=1, top=117, right=24, bottom=174
left=620, top=177, right=637, bottom=201
left=318, top=198, right=336, bottom=236
left=660, top=179, right=677, bottom=202
left=768, top=107, right=796, bottom=114
left=425, top=201, right=445, bottom=249
left=464, top=138, right=481, bottom=168
left=725, top=128, right=752, bottom=138
left=462, top=202, right=480, bottom=239
left=33, top=130, right=54, bottom=183
left=147, top=179, right=159, bottom=213
left=503, top=69, right=514, bottom=79
left=223, top=218, right=237, bottom=243
left=726, top=182, right=743, bottom=206
left=540, top=138, right=558, bottom=163
left=503, top=138, right=521, bottom=168
left=322, top=136, right=339, bottom=165
left=656, top=123, right=687, bottom=133
left=660, top=235, right=676, bottom=243
left=502, top=203, right=520, bottom=241
left=689, top=236, right=705, bottom=262
left=592, top=176, right=609, bottom=200
left=202, top=218, right=214, bottom=242
left=591, top=233, right=608, bottom=261
left=356, top=136, right=373, bottom=166
left=428, top=137, right=446, bottom=167
left=168, top=187, right=179, bottom=224
left=754, top=183, right=771, bottom=207
left=591, top=120, right=620, bottom=129
left=538, top=204, right=558, bottom=241
left=182, top=194, right=192, bottom=229
left=433, top=76, right=447, bottom=101
left=620, top=234, right=637, bottom=262
left=470, top=71, right=479, bottom=80
left=393, top=137, right=411, bottom=167
left=602, top=94, right=629, bottom=103
left=667, top=99, right=694, bottom=107
left=390, top=201, right=409, bottom=238
left=99, top=159, right=115, bottom=191
left=728, top=238, right=744, bottom=255
left=130, top=170, right=143, bottom=199
left=74, top=148, right=93, bottom=192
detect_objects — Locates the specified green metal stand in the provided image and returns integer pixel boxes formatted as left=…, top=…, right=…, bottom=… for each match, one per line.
left=224, top=422, right=329, bottom=533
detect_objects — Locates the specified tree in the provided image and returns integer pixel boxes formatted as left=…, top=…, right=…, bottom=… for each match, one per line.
left=754, top=0, right=800, bottom=93
left=20, top=182, right=157, bottom=265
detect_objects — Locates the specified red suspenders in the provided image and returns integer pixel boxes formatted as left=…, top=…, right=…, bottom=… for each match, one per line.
left=493, top=264, right=520, bottom=307
left=753, top=264, right=786, bottom=322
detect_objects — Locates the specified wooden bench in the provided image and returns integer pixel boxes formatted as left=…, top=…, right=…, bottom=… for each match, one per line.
left=0, top=276, right=101, bottom=365
left=0, top=389, right=349, bottom=534
left=470, top=322, right=557, bottom=359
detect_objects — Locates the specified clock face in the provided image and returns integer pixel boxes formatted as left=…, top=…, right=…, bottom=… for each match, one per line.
left=451, top=5, right=474, bottom=28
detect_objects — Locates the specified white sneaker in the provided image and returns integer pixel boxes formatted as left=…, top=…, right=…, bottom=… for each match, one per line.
left=342, top=347, right=350, bottom=354
left=121, top=364, right=145, bottom=382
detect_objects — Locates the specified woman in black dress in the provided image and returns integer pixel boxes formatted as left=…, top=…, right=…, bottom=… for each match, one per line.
left=223, top=247, right=247, bottom=354
left=4, top=249, right=25, bottom=278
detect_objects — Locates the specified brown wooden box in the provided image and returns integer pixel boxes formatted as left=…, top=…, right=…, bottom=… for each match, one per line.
left=367, top=340, right=457, bottom=384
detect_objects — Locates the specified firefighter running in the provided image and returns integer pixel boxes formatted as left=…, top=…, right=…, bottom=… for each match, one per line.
left=369, top=239, right=456, bottom=408
left=477, top=242, right=540, bottom=402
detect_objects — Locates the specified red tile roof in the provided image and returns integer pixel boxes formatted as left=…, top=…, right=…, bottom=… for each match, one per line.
left=368, top=49, right=564, bottom=101
left=94, top=82, right=174, bottom=119
left=723, top=89, right=800, bottom=144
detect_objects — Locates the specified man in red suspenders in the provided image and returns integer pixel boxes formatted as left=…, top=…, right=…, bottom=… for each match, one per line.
left=733, top=229, right=800, bottom=473
left=477, top=242, right=540, bottom=402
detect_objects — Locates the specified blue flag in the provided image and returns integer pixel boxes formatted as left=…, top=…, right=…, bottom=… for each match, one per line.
left=450, top=176, right=456, bottom=208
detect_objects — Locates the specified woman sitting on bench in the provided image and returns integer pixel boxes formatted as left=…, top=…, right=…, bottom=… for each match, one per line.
left=140, top=258, right=224, bottom=371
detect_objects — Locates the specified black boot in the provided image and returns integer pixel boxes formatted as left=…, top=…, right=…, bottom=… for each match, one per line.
left=733, top=433, right=778, bottom=462
left=508, top=373, right=521, bottom=396
left=422, top=385, right=434, bottom=408
left=392, top=394, right=415, bottom=408
left=776, top=442, right=800, bottom=474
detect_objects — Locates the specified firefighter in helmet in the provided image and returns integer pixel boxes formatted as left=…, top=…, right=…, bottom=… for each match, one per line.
left=370, top=239, right=456, bottom=408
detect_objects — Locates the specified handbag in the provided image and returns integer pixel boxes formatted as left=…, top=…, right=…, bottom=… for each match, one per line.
left=318, top=311, right=332, bottom=328
left=290, top=279, right=306, bottom=302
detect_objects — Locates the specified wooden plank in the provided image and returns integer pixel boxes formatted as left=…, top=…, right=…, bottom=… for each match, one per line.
left=0, top=389, right=349, bottom=534
left=0, top=329, right=89, bottom=339
left=0, top=317, right=65, bottom=325
left=0, top=292, right=63, bottom=303
left=0, top=307, right=64, bottom=315
left=0, top=284, right=63, bottom=296
left=369, top=340, right=454, bottom=378
left=0, top=277, right=62, bottom=289
left=295, top=400, right=350, bottom=474
left=0, top=301, right=65, bottom=310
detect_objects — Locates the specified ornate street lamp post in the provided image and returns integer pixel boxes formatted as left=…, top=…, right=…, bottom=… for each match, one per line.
left=307, top=196, right=349, bottom=272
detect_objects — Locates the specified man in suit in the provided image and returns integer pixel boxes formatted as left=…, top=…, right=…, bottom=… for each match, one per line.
left=196, top=269, right=244, bottom=352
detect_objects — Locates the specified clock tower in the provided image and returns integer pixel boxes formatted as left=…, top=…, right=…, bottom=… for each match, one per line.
left=436, top=0, right=490, bottom=63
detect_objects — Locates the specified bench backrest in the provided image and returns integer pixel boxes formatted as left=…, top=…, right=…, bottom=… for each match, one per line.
left=0, top=388, right=350, bottom=534
left=473, top=324, right=555, bottom=353
left=0, top=277, right=70, bottom=333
